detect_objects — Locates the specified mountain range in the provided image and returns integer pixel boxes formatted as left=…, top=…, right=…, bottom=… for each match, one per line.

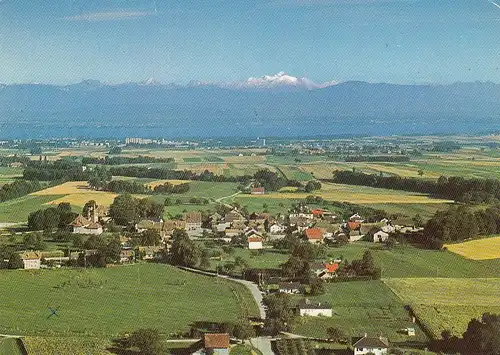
left=0, top=73, right=499, bottom=139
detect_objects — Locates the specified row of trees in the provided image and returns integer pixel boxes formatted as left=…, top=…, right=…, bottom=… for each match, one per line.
left=430, top=313, right=500, bottom=355
left=424, top=204, right=500, bottom=244
left=81, top=155, right=174, bottom=165
left=345, top=155, right=410, bottom=162
left=332, top=170, right=500, bottom=203
left=27, top=203, right=78, bottom=231
left=0, top=180, right=44, bottom=202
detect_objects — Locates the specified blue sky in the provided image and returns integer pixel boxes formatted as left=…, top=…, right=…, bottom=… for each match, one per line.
left=1, top=0, right=500, bottom=84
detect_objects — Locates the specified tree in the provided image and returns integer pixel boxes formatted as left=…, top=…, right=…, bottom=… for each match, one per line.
left=305, top=180, right=322, bottom=193
left=385, top=237, right=396, bottom=249
left=412, top=214, right=423, bottom=228
left=232, top=321, right=256, bottom=340
left=169, top=229, right=200, bottom=267
left=8, top=253, right=23, bottom=269
left=262, top=293, right=295, bottom=335
left=308, top=275, right=325, bottom=295
left=141, top=230, right=161, bottom=246
left=462, top=313, right=500, bottom=355
left=326, top=327, right=347, bottom=343
left=83, top=200, right=97, bottom=218
left=128, top=328, right=165, bottom=355
left=109, top=194, right=139, bottom=225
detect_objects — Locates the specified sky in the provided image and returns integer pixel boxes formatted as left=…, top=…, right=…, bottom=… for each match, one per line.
left=1, top=0, right=500, bottom=85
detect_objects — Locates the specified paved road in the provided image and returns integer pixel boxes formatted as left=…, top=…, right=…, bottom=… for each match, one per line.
left=178, top=266, right=266, bottom=320
left=249, top=336, right=274, bottom=355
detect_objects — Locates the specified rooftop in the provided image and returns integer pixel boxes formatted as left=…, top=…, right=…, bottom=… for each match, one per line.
left=204, top=333, right=230, bottom=349
left=353, top=335, right=390, bottom=348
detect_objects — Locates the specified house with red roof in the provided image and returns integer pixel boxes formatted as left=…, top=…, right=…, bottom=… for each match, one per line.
left=305, top=227, right=324, bottom=244
left=248, top=236, right=263, bottom=250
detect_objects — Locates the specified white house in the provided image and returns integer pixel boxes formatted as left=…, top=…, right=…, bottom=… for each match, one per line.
left=248, top=236, right=263, bottom=250
left=278, top=282, right=302, bottom=294
left=298, top=299, right=332, bottom=317
left=353, top=335, right=389, bottom=355
left=373, top=230, right=389, bottom=243
left=270, top=223, right=285, bottom=234
left=349, top=213, right=364, bottom=223
left=21, top=252, right=41, bottom=270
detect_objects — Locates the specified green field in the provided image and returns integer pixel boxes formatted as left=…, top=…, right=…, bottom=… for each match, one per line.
left=0, top=338, right=24, bottom=355
left=384, top=278, right=500, bottom=337
left=0, top=264, right=259, bottom=337
left=0, top=194, right=65, bottom=223
left=364, top=203, right=451, bottom=224
left=326, top=243, right=500, bottom=278
left=291, top=280, right=426, bottom=342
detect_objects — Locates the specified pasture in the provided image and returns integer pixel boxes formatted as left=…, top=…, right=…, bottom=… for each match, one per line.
left=0, top=195, right=64, bottom=223
left=445, top=236, right=500, bottom=260
left=384, top=278, right=500, bottom=337
left=0, top=263, right=259, bottom=337
left=291, top=280, right=427, bottom=342
left=326, top=243, right=500, bottom=278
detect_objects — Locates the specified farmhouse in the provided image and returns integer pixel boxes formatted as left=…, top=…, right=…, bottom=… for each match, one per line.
left=311, top=262, right=339, bottom=279
left=191, top=333, right=230, bottom=355
left=185, top=212, right=203, bottom=231
left=224, top=210, right=245, bottom=223
left=353, top=335, right=389, bottom=355
left=248, top=236, right=263, bottom=250
left=373, top=230, right=389, bottom=243
left=21, top=251, right=41, bottom=270
left=305, top=227, right=324, bottom=244
left=251, top=187, right=265, bottom=195
left=71, top=215, right=103, bottom=235
left=297, top=298, right=332, bottom=317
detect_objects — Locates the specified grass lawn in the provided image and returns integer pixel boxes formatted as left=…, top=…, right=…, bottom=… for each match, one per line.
left=0, top=263, right=259, bottom=337
left=327, top=242, right=500, bottom=278
left=163, top=203, right=216, bottom=218
left=0, top=338, right=24, bottom=355
left=444, top=236, right=500, bottom=260
left=384, top=278, right=500, bottom=337
left=0, top=195, right=65, bottom=222
left=291, top=280, right=427, bottom=343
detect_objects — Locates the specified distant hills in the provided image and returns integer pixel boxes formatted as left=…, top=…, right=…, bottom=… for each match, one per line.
left=0, top=76, right=499, bottom=138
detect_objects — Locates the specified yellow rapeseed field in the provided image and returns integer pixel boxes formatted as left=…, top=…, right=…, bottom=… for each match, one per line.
left=445, top=236, right=500, bottom=260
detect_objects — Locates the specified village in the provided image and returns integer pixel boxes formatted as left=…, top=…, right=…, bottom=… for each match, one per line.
left=5, top=184, right=428, bottom=355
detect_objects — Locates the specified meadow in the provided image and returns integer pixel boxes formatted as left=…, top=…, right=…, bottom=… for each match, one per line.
left=444, top=236, right=500, bottom=260
left=0, top=195, right=65, bottom=223
left=326, top=243, right=500, bottom=279
left=384, top=278, right=500, bottom=337
left=245, top=182, right=452, bottom=205
left=291, top=280, right=426, bottom=342
left=0, top=263, right=259, bottom=337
